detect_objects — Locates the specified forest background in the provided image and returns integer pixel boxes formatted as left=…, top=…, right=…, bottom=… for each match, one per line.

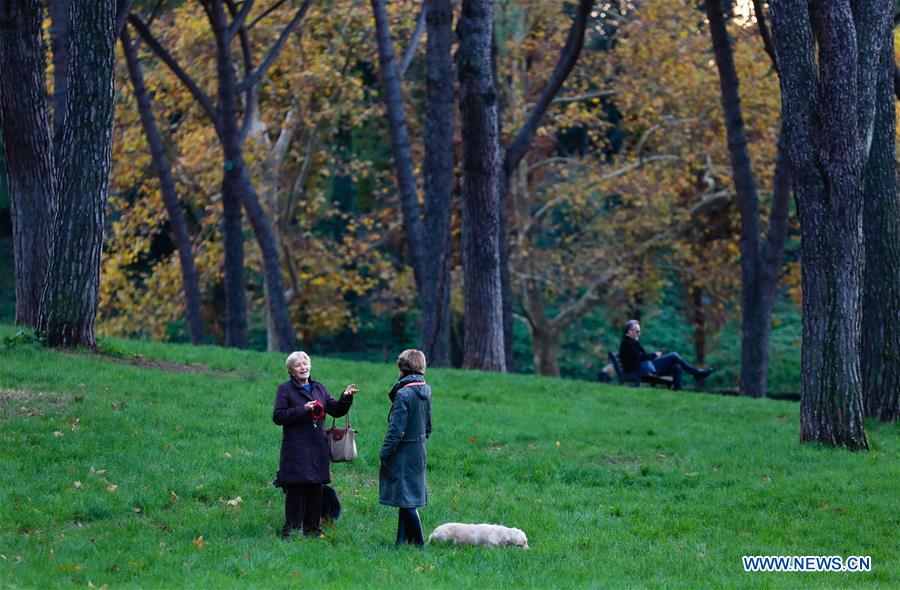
left=0, top=0, right=895, bottom=392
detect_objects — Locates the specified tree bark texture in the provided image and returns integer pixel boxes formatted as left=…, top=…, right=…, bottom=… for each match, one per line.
left=39, top=0, right=117, bottom=348
left=49, top=0, right=70, bottom=141
left=420, top=0, right=455, bottom=367
left=370, top=0, right=426, bottom=293
left=862, top=24, right=900, bottom=422
left=121, top=26, right=205, bottom=345
left=0, top=0, right=57, bottom=327
left=706, top=0, right=791, bottom=398
left=457, top=0, right=505, bottom=371
left=769, top=0, right=891, bottom=449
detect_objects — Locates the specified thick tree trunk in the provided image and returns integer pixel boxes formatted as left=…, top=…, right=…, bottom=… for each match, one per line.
left=862, top=29, right=900, bottom=422
left=370, top=0, right=426, bottom=294
left=39, top=0, right=117, bottom=348
left=121, top=26, right=204, bottom=345
left=0, top=0, right=57, bottom=328
left=769, top=0, right=888, bottom=449
left=420, top=0, right=455, bottom=367
left=457, top=0, right=505, bottom=371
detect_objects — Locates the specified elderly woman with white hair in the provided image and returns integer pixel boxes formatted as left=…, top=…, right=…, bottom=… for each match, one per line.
left=273, top=351, right=358, bottom=539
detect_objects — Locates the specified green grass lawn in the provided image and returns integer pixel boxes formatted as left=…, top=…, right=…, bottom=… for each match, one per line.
left=0, top=325, right=897, bottom=589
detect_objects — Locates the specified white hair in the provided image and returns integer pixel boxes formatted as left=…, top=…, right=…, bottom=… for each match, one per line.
left=284, top=351, right=311, bottom=372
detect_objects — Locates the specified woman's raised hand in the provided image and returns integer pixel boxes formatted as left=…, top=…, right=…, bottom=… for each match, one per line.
left=343, top=384, right=359, bottom=396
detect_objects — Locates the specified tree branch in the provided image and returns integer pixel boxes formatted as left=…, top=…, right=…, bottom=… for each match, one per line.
left=128, top=13, right=222, bottom=133
left=236, top=0, right=312, bottom=94
left=504, top=0, right=594, bottom=173
left=752, top=0, right=778, bottom=71
left=227, top=0, right=254, bottom=40
left=399, top=2, right=427, bottom=78
left=247, top=0, right=288, bottom=30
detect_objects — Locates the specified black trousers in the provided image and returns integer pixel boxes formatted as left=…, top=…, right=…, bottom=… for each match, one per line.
left=396, top=507, right=424, bottom=546
left=283, top=483, right=323, bottom=537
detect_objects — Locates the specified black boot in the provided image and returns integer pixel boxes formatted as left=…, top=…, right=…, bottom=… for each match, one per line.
left=693, top=367, right=714, bottom=380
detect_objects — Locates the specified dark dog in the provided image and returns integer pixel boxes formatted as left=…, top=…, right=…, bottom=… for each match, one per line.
left=322, top=484, right=341, bottom=521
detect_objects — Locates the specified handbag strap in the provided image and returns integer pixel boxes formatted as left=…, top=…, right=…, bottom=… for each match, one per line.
left=330, top=411, right=351, bottom=430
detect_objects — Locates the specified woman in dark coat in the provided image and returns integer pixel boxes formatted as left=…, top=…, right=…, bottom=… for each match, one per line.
left=273, top=351, right=358, bottom=539
left=380, top=349, right=432, bottom=546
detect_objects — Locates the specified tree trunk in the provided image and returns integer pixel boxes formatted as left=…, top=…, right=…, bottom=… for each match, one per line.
left=121, top=26, right=205, bottom=345
left=769, top=0, right=888, bottom=449
left=531, top=325, right=561, bottom=378
left=691, top=286, right=705, bottom=365
left=370, top=0, right=427, bottom=295
left=39, top=0, right=117, bottom=348
left=457, top=0, right=505, bottom=371
left=420, top=0, right=455, bottom=367
left=862, top=27, right=900, bottom=422
left=0, top=0, right=57, bottom=328
left=239, top=171, right=296, bottom=351
left=209, top=0, right=248, bottom=348
left=498, top=0, right=594, bottom=372
left=706, top=0, right=791, bottom=398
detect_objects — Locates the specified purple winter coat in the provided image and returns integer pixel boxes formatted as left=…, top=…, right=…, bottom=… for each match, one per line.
left=273, top=378, right=353, bottom=486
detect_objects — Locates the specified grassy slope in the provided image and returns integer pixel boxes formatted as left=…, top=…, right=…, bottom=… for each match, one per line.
left=0, top=325, right=897, bottom=589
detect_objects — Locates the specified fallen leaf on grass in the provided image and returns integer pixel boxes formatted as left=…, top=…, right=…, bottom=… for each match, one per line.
left=226, top=496, right=242, bottom=507
left=58, top=564, right=82, bottom=572
left=106, top=484, right=118, bottom=492
left=762, top=475, right=772, bottom=483
left=74, top=481, right=82, bottom=489
left=53, top=431, right=63, bottom=437
left=223, top=452, right=232, bottom=459
left=171, top=491, right=179, bottom=502
left=193, top=536, right=205, bottom=549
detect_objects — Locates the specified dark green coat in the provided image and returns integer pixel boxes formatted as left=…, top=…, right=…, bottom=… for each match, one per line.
left=379, top=374, right=432, bottom=508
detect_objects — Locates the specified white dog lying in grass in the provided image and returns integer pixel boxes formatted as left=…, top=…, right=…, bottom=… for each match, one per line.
left=428, top=523, right=529, bottom=549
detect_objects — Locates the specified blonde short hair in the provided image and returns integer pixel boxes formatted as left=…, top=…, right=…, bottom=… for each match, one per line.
left=397, top=349, right=426, bottom=375
left=285, top=351, right=311, bottom=372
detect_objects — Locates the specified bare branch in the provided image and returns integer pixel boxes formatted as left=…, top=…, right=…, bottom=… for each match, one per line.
left=236, top=0, right=312, bottom=94
left=247, top=0, right=289, bottom=30
left=399, top=2, right=428, bottom=78
left=525, top=89, right=616, bottom=109
left=128, top=13, right=222, bottom=133
left=227, top=0, right=255, bottom=40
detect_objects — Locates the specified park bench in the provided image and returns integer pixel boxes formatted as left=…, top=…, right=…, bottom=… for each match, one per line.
left=607, top=352, right=674, bottom=389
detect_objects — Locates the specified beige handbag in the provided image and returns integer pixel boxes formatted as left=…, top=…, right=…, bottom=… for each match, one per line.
left=327, top=413, right=357, bottom=462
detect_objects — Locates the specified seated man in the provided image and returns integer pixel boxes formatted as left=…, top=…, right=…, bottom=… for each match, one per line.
left=618, top=319, right=713, bottom=390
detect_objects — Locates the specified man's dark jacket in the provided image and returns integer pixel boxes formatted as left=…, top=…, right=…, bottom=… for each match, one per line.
left=273, top=378, right=353, bottom=486
left=618, top=336, right=657, bottom=374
